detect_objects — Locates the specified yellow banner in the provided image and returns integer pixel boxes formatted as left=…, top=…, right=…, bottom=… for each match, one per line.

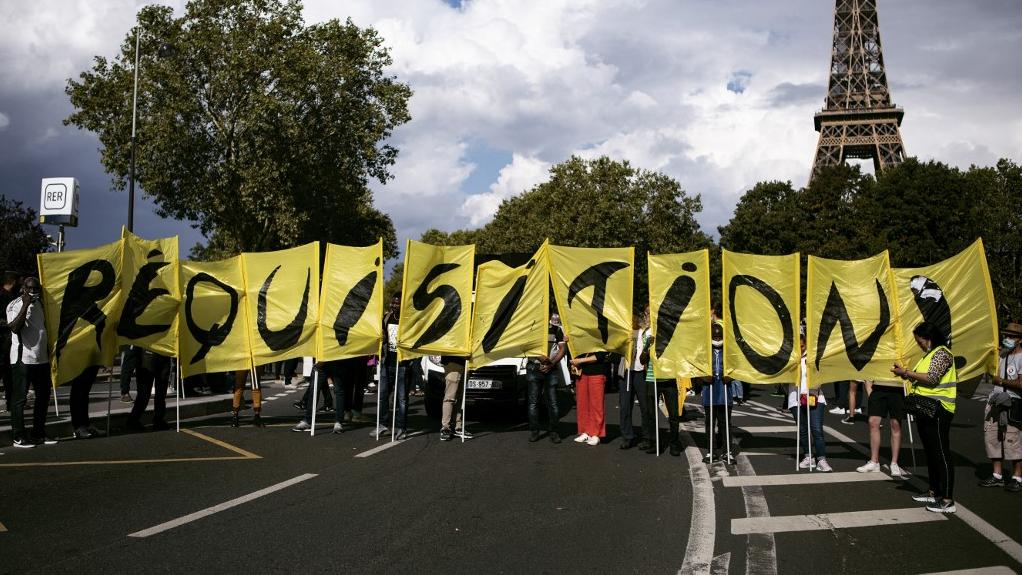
left=648, top=250, right=712, bottom=379
left=893, top=239, right=999, bottom=381
left=317, top=241, right=384, bottom=361
left=179, top=256, right=252, bottom=378
left=470, top=243, right=550, bottom=368
left=806, top=252, right=901, bottom=386
left=722, top=250, right=800, bottom=384
left=241, top=243, right=320, bottom=366
left=38, top=239, right=124, bottom=386
left=117, top=230, right=180, bottom=357
left=550, top=245, right=634, bottom=359
left=397, top=240, right=475, bottom=360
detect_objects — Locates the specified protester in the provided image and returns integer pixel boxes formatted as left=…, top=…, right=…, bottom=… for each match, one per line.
left=1, top=271, right=20, bottom=413
left=231, top=368, right=264, bottom=427
left=374, top=293, right=417, bottom=439
left=527, top=312, right=566, bottom=443
left=119, top=344, right=137, bottom=403
left=440, top=355, right=470, bottom=441
left=571, top=351, right=608, bottom=446
left=788, top=336, right=832, bottom=472
left=125, top=349, right=172, bottom=431
left=979, top=322, right=1022, bottom=492
left=6, top=276, right=57, bottom=447
left=856, top=380, right=906, bottom=477
left=293, top=357, right=334, bottom=413
left=619, top=309, right=650, bottom=450
left=698, top=323, right=740, bottom=462
left=639, top=355, right=682, bottom=456
left=893, top=321, right=957, bottom=513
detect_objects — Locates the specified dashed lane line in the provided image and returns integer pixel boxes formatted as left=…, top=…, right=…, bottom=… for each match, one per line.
left=736, top=453, right=777, bottom=575
left=732, top=507, right=946, bottom=535
left=921, top=567, right=1016, bottom=575
left=128, top=473, right=318, bottom=538
left=679, top=445, right=715, bottom=575
left=722, top=471, right=891, bottom=488
left=354, top=431, right=426, bottom=458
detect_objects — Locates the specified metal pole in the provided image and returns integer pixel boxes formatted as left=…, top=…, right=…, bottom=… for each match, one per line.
left=374, top=360, right=381, bottom=442
left=57, top=225, right=65, bottom=253
left=795, top=393, right=801, bottom=472
left=654, top=380, right=660, bottom=457
left=310, top=367, right=319, bottom=437
left=175, top=359, right=181, bottom=433
left=460, top=366, right=468, bottom=443
left=106, top=366, right=113, bottom=436
left=128, top=28, right=140, bottom=233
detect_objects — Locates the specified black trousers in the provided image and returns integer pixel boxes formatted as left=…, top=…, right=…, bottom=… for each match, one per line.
left=69, top=365, right=100, bottom=429
left=642, top=380, right=680, bottom=446
left=10, top=362, right=51, bottom=439
left=119, top=345, right=138, bottom=396
left=619, top=370, right=648, bottom=441
left=917, top=405, right=955, bottom=500
left=704, top=405, right=732, bottom=453
left=129, top=356, right=171, bottom=424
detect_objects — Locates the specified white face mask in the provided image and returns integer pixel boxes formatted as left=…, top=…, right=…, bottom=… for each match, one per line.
left=711, top=339, right=723, bottom=348
left=1004, top=337, right=1019, bottom=351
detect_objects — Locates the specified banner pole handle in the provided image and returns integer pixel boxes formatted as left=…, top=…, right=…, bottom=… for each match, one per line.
left=53, top=385, right=59, bottom=417
left=707, top=381, right=712, bottom=462
left=795, top=392, right=801, bottom=472
left=908, top=413, right=917, bottom=470
left=724, top=384, right=732, bottom=463
left=654, top=379, right=660, bottom=457
left=106, top=366, right=113, bottom=437
left=391, top=362, right=398, bottom=444
left=176, top=359, right=181, bottom=433
left=806, top=400, right=813, bottom=472
left=310, top=366, right=319, bottom=437
left=461, top=365, right=468, bottom=443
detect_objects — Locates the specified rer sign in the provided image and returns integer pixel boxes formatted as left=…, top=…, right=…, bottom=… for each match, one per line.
left=39, top=177, right=80, bottom=226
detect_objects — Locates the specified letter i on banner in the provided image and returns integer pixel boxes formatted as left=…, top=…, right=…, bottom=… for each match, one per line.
left=722, top=250, right=800, bottom=385
left=117, top=229, right=181, bottom=358
left=38, top=238, right=125, bottom=386
left=469, top=242, right=550, bottom=368
left=241, top=243, right=320, bottom=367
left=317, top=241, right=385, bottom=361
left=549, top=245, right=634, bottom=359
left=892, top=238, right=999, bottom=381
left=178, top=256, right=253, bottom=378
left=647, top=250, right=711, bottom=379
left=806, top=251, right=900, bottom=387
left=397, top=240, right=475, bottom=361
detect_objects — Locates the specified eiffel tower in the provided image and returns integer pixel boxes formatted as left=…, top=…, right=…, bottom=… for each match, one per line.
left=811, top=0, right=906, bottom=178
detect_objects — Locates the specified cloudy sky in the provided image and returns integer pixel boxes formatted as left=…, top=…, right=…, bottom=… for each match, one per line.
left=1, top=0, right=1020, bottom=258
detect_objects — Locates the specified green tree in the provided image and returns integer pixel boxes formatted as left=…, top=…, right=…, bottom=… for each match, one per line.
left=65, top=0, right=410, bottom=258
left=0, top=195, right=51, bottom=277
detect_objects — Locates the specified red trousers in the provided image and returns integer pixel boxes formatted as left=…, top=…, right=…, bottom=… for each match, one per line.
left=576, top=374, right=606, bottom=437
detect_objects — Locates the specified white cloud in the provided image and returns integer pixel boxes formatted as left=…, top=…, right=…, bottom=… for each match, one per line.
left=460, top=153, right=551, bottom=226
left=0, top=112, right=9, bottom=130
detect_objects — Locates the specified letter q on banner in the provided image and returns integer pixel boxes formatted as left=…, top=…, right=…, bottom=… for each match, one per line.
left=179, top=256, right=253, bottom=378
left=722, top=250, right=800, bottom=385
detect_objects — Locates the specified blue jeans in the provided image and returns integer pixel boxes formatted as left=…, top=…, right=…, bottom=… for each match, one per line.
left=380, top=356, right=412, bottom=430
left=790, top=404, right=826, bottom=459
left=526, top=362, right=559, bottom=432
left=619, top=369, right=648, bottom=442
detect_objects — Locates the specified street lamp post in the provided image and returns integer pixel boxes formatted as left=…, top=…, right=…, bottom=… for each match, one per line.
left=128, top=29, right=140, bottom=233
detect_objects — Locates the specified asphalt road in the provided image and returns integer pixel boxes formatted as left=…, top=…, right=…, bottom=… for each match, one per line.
left=0, top=381, right=1019, bottom=574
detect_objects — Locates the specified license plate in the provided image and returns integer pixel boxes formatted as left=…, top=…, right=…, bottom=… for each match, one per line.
left=468, top=379, right=495, bottom=390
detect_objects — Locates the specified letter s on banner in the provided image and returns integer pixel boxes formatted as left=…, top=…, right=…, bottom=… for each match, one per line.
left=397, top=240, right=474, bottom=361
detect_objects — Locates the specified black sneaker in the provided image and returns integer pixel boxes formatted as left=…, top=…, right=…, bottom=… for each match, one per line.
left=152, top=419, right=171, bottom=431
left=32, top=435, right=59, bottom=445
left=841, top=416, right=855, bottom=425
left=528, top=431, right=540, bottom=442
left=550, top=432, right=561, bottom=444
left=979, top=476, right=1005, bottom=488
left=13, top=437, right=35, bottom=449
left=619, top=438, right=635, bottom=450
left=1007, top=478, right=1022, bottom=493
left=454, top=428, right=474, bottom=439
left=230, top=412, right=240, bottom=428
left=252, top=413, right=265, bottom=428
left=440, top=428, right=453, bottom=441
left=669, top=443, right=682, bottom=457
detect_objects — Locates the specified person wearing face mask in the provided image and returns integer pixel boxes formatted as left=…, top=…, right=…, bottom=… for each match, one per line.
left=6, top=277, right=57, bottom=447
left=697, top=322, right=740, bottom=463
left=979, top=322, right=1022, bottom=492
left=788, top=334, right=831, bottom=472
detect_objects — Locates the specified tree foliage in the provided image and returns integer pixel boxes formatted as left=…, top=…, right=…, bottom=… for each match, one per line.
left=65, top=0, right=410, bottom=258
left=0, top=195, right=51, bottom=277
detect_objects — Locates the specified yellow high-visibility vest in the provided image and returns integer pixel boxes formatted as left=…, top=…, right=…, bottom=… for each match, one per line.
left=911, top=346, right=957, bottom=414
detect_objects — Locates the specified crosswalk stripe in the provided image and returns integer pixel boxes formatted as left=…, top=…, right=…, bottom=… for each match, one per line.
left=731, top=507, right=945, bottom=535
left=920, top=568, right=1016, bottom=575
left=722, top=471, right=890, bottom=488
left=734, top=426, right=796, bottom=434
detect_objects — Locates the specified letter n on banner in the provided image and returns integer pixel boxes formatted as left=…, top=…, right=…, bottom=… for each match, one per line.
left=722, top=250, right=800, bottom=385
left=397, top=240, right=474, bottom=361
left=648, top=250, right=711, bottom=379
left=549, top=245, right=633, bottom=359
left=179, top=256, right=252, bottom=378
left=469, top=242, right=550, bottom=368
left=806, top=251, right=900, bottom=387
left=117, top=229, right=181, bottom=358
left=38, top=238, right=125, bottom=386
left=893, top=238, right=998, bottom=382
left=241, top=243, right=320, bottom=367
left=317, top=241, right=384, bottom=362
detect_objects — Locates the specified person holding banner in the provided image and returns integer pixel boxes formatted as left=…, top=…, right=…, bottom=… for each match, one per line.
left=620, top=310, right=651, bottom=451
left=639, top=350, right=682, bottom=457
left=893, top=321, right=957, bottom=513
left=978, top=322, right=1022, bottom=492
left=698, top=323, right=740, bottom=462
left=856, top=380, right=906, bottom=477
left=375, top=293, right=416, bottom=439
left=1, top=271, right=21, bottom=413
left=6, top=276, right=57, bottom=447
left=125, top=349, right=172, bottom=431
left=231, top=369, right=264, bottom=428
left=788, top=336, right=832, bottom=472
left=526, top=315, right=566, bottom=443
left=571, top=352, right=608, bottom=446
left=440, top=355, right=470, bottom=441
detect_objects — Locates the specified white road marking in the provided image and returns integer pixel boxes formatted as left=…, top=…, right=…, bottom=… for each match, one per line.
left=679, top=445, right=715, bottom=575
left=736, top=453, right=777, bottom=575
left=354, top=431, right=425, bottom=458
left=722, top=471, right=891, bottom=488
left=128, top=473, right=318, bottom=538
left=920, top=568, right=1016, bottom=575
left=954, top=505, right=1022, bottom=566
left=731, top=507, right=945, bottom=535
left=734, top=426, right=797, bottom=434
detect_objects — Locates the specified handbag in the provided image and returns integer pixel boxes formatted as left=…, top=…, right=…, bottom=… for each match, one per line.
left=904, top=393, right=941, bottom=419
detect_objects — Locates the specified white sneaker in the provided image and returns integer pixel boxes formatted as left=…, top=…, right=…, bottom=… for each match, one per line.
left=828, top=406, right=846, bottom=415
left=857, top=460, right=881, bottom=473
left=574, top=433, right=590, bottom=443
left=332, top=422, right=345, bottom=434
left=369, top=425, right=390, bottom=438
left=854, top=408, right=862, bottom=414
left=889, top=463, right=906, bottom=478
left=291, top=420, right=311, bottom=432
left=798, top=455, right=812, bottom=469
left=816, top=458, right=833, bottom=472
left=586, top=435, right=600, bottom=446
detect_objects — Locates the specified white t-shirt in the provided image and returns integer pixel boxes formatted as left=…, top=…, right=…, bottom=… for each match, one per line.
left=631, top=328, right=650, bottom=371
left=787, top=355, right=826, bottom=409
left=995, top=352, right=1022, bottom=400
left=6, top=298, right=48, bottom=365
left=386, top=322, right=399, bottom=354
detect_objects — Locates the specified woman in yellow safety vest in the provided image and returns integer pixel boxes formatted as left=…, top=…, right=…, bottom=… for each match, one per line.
left=892, top=321, right=957, bottom=514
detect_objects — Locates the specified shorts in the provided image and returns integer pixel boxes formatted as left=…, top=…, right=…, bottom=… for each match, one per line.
left=867, top=385, right=905, bottom=420
left=984, top=406, right=1022, bottom=460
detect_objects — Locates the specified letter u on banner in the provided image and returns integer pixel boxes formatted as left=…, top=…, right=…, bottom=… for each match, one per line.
left=893, top=238, right=998, bottom=382
left=38, top=238, right=125, bottom=386
left=549, top=245, right=634, bottom=359
left=241, top=243, right=320, bottom=366
left=648, top=250, right=711, bottom=379
left=722, top=250, right=800, bottom=385
left=806, top=251, right=900, bottom=387
left=317, top=241, right=384, bottom=361
left=397, top=240, right=475, bottom=361
left=117, top=229, right=180, bottom=358
left=179, top=256, right=253, bottom=378
left=470, top=242, right=550, bottom=368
